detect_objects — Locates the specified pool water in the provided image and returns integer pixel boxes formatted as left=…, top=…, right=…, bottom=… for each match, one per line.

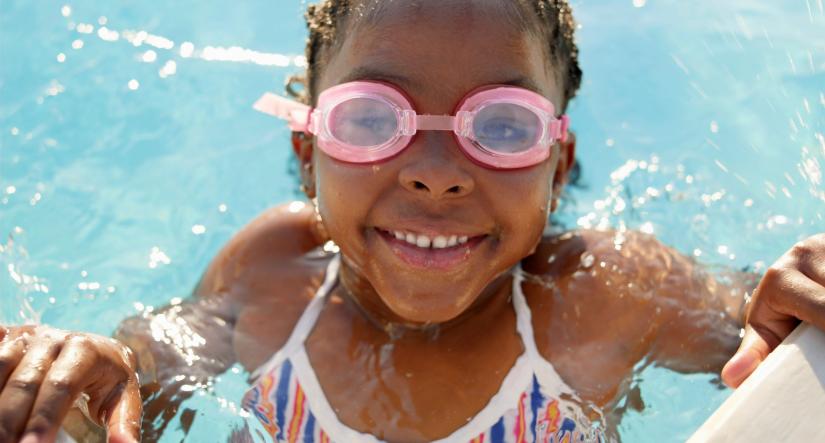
left=1, top=0, right=823, bottom=441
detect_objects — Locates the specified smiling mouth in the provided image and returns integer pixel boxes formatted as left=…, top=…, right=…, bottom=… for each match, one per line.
left=374, top=228, right=488, bottom=270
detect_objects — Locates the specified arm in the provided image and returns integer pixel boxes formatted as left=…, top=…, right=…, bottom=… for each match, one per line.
left=634, top=232, right=825, bottom=386
left=533, top=229, right=755, bottom=375
left=0, top=203, right=322, bottom=443
left=523, top=229, right=752, bottom=406
left=117, top=202, right=324, bottom=381
left=112, top=202, right=324, bottom=439
left=642, top=241, right=758, bottom=374
left=113, top=295, right=237, bottom=440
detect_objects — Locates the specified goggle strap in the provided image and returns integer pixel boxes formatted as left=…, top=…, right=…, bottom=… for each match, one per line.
left=253, top=92, right=312, bottom=133
left=549, top=115, right=571, bottom=143
left=561, top=115, right=570, bottom=143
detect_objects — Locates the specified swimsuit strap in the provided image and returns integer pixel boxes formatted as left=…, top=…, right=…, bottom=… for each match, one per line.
left=511, top=263, right=575, bottom=395
left=510, top=264, right=539, bottom=356
left=251, top=254, right=341, bottom=381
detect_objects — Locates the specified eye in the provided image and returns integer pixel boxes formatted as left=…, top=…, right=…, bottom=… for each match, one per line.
left=328, top=97, right=398, bottom=147
left=476, top=118, right=529, bottom=142
left=353, top=115, right=395, bottom=132
left=471, top=102, right=540, bottom=153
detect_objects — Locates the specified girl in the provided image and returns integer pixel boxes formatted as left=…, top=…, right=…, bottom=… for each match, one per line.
left=1, top=1, right=824, bottom=442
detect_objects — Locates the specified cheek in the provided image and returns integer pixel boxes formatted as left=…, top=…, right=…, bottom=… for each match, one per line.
left=490, top=163, right=555, bottom=233
left=314, top=158, right=361, bottom=230
left=313, top=156, right=387, bottom=254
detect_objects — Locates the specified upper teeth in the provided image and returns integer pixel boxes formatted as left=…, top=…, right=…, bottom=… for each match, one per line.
left=392, top=231, right=469, bottom=249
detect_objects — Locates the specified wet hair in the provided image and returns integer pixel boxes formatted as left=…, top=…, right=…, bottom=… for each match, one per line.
left=287, top=0, right=582, bottom=111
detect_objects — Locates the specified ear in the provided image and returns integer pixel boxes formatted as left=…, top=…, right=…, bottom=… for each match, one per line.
left=550, top=131, right=576, bottom=213
left=292, top=131, right=316, bottom=199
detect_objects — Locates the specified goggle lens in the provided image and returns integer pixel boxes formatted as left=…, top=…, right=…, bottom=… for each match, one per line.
left=328, top=97, right=399, bottom=148
left=471, top=102, right=541, bottom=154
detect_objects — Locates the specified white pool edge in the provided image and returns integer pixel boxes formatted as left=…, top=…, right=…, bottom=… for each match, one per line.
left=688, top=323, right=825, bottom=443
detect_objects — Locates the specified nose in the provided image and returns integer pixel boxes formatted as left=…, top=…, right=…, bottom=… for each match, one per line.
left=397, top=135, right=475, bottom=199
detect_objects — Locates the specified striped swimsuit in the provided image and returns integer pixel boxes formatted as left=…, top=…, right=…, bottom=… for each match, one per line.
left=242, top=255, right=605, bottom=443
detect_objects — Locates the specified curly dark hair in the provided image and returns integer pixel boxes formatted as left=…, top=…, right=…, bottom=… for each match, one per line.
left=287, top=0, right=582, bottom=112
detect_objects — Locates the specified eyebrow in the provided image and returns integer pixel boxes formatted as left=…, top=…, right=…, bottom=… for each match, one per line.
left=499, top=77, right=543, bottom=94
left=340, top=66, right=415, bottom=88
left=339, top=66, right=545, bottom=96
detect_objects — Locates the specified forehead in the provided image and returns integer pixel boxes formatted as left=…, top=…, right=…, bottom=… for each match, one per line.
left=318, top=0, right=561, bottom=110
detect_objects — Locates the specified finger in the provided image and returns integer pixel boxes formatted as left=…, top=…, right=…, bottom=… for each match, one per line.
left=722, top=269, right=825, bottom=388
left=0, top=334, right=28, bottom=391
left=721, top=324, right=771, bottom=388
left=104, top=378, right=142, bottom=443
left=0, top=340, right=61, bottom=442
left=20, top=338, right=101, bottom=443
left=757, top=269, right=825, bottom=333
left=796, top=244, right=825, bottom=290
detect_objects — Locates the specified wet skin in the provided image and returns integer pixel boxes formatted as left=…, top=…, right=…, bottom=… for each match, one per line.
left=2, top=1, right=825, bottom=442
left=197, top=210, right=746, bottom=442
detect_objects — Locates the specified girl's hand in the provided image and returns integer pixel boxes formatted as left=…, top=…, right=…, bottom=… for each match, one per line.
left=0, top=325, right=141, bottom=443
left=722, top=233, right=825, bottom=388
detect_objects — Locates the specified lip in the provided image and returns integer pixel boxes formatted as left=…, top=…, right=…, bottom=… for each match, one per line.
left=374, top=228, right=487, bottom=270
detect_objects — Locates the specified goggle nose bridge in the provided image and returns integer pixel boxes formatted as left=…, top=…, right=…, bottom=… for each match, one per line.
left=400, top=110, right=474, bottom=138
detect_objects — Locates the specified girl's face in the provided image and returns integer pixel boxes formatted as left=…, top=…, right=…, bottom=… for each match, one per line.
left=303, top=0, right=575, bottom=324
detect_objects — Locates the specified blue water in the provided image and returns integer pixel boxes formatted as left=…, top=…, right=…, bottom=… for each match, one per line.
left=1, top=1, right=823, bottom=441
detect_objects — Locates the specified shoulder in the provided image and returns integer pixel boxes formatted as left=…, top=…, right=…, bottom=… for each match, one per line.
left=522, top=228, right=692, bottom=285
left=211, top=201, right=322, bottom=270
left=520, top=229, right=699, bottom=405
left=194, top=201, right=326, bottom=304
left=194, top=202, right=333, bottom=370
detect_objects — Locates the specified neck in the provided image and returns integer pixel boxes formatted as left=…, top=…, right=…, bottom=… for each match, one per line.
left=336, top=256, right=514, bottom=341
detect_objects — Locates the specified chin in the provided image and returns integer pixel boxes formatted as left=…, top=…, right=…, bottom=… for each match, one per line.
left=379, top=285, right=480, bottom=325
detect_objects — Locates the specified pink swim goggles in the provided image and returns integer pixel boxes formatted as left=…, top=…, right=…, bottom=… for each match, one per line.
left=253, top=81, right=570, bottom=169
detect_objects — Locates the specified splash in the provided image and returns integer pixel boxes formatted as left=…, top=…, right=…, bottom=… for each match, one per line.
left=0, top=227, right=44, bottom=324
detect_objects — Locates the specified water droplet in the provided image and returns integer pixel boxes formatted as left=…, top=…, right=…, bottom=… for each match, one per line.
left=287, top=201, right=306, bottom=213
left=141, top=50, right=157, bottom=63
left=158, top=60, right=177, bottom=78
left=76, top=23, right=94, bottom=34
left=180, top=41, right=195, bottom=58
